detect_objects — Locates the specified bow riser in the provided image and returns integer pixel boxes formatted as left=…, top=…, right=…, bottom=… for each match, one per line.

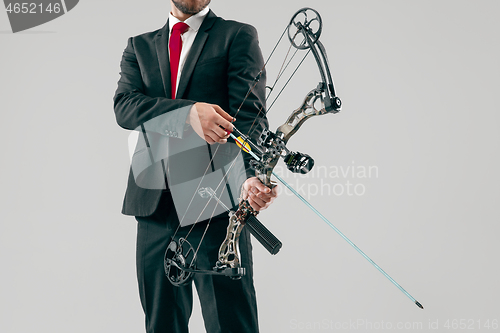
left=217, top=213, right=244, bottom=270
left=277, top=86, right=330, bottom=142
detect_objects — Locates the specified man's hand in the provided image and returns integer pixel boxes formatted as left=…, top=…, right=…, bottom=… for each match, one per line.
left=242, top=177, right=278, bottom=212
left=188, top=102, right=234, bottom=144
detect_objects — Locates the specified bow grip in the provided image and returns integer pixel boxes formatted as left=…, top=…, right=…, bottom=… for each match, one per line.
left=245, top=214, right=282, bottom=255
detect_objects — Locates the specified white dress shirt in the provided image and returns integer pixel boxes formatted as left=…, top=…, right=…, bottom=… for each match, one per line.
left=168, top=6, right=210, bottom=96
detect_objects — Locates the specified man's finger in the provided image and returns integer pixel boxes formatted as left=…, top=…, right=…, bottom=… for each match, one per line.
left=252, top=181, right=271, bottom=194
left=248, top=195, right=265, bottom=211
left=208, top=130, right=228, bottom=144
left=211, top=126, right=228, bottom=140
left=213, top=104, right=235, bottom=122
left=204, top=134, right=216, bottom=145
left=248, top=191, right=266, bottom=208
left=213, top=105, right=235, bottom=131
left=253, top=188, right=274, bottom=202
left=218, top=118, right=234, bottom=132
left=247, top=199, right=260, bottom=211
left=271, top=186, right=279, bottom=197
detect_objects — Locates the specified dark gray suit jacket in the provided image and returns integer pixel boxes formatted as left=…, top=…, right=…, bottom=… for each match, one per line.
left=114, top=10, right=268, bottom=217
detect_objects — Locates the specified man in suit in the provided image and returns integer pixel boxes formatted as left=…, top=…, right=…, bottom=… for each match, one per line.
left=114, top=0, right=278, bottom=332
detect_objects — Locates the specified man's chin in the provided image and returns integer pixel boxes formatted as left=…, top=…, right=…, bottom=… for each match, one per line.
left=172, top=0, right=209, bottom=16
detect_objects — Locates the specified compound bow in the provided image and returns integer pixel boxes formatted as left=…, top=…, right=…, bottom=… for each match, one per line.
left=163, top=7, right=423, bottom=309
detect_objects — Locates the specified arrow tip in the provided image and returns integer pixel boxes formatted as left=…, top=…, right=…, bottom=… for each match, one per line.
left=415, top=301, right=424, bottom=309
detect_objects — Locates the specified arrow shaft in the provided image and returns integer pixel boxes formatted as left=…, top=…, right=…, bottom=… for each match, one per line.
left=271, top=171, right=422, bottom=307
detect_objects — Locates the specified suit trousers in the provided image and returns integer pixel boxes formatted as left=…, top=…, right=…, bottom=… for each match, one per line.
left=135, top=191, right=259, bottom=333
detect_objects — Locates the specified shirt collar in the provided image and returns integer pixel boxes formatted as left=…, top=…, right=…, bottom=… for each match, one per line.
left=169, top=6, right=210, bottom=34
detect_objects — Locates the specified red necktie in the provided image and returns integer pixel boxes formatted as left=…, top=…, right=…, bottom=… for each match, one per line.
left=169, top=22, right=189, bottom=99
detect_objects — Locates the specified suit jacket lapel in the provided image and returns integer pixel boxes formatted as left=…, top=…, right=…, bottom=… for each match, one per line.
left=155, top=20, right=172, bottom=98
left=154, top=11, right=218, bottom=100
left=176, top=10, right=217, bottom=99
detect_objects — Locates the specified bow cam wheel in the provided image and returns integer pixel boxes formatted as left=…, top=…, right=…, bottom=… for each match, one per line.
left=288, top=7, right=323, bottom=50
left=164, top=238, right=196, bottom=287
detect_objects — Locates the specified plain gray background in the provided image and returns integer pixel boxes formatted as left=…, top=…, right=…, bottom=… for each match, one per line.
left=1, top=0, right=499, bottom=332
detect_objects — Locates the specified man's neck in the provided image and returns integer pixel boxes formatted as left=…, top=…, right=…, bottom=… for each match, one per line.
left=170, top=6, right=193, bottom=21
